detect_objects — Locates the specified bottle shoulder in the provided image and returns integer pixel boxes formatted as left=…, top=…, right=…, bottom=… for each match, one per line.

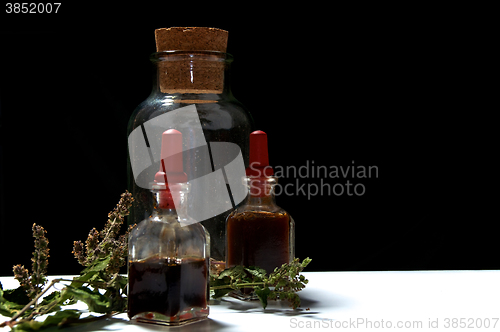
left=127, top=95, right=253, bottom=134
left=129, top=217, right=208, bottom=261
left=227, top=208, right=291, bottom=222
left=127, top=97, right=176, bottom=133
left=130, top=216, right=207, bottom=238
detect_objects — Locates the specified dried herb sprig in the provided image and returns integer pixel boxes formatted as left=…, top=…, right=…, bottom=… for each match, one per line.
left=12, top=224, right=50, bottom=299
left=72, top=191, right=135, bottom=275
left=1, top=191, right=136, bottom=331
left=210, top=257, right=312, bottom=309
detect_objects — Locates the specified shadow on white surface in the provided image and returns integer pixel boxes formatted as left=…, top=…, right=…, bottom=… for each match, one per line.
left=65, top=316, right=235, bottom=332
left=299, top=289, right=352, bottom=310
left=216, top=288, right=352, bottom=318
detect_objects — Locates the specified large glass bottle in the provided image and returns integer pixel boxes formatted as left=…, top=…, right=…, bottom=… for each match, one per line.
left=127, top=27, right=254, bottom=266
left=128, top=130, right=210, bottom=326
left=226, top=131, right=295, bottom=275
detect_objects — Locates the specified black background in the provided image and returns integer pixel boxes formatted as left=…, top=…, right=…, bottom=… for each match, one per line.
left=0, top=3, right=495, bottom=276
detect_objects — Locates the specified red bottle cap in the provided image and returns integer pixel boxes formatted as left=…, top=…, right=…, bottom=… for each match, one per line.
left=155, top=129, right=188, bottom=184
left=246, top=130, right=274, bottom=177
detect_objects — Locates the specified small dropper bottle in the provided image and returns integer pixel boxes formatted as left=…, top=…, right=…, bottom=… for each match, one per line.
left=225, top=130, right=295, bottom=276
left=128, top=129, right=210, bottom=326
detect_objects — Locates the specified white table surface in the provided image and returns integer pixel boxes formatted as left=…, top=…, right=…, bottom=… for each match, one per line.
left=1, top=270, right=500, bottom=331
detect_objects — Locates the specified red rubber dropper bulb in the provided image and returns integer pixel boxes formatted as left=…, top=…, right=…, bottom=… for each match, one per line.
left=246, top=130, right=274, bottom=177
left=155, top=129, right=188, bottom=184
left=154, top=129, right=187, bottom=209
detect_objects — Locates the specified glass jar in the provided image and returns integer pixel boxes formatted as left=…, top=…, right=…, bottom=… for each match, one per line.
left=128, top=181, right=210, bottom=326
left=127, top=49, right=254, bottom=266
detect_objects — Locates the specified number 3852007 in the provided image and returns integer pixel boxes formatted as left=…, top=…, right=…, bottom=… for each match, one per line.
left=6, top=3, right=61, bottom=14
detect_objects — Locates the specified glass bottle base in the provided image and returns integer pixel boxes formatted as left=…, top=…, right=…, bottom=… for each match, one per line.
left=229, top=289, right=259, bottom=301
left=131, top=307, right=209, bottom=326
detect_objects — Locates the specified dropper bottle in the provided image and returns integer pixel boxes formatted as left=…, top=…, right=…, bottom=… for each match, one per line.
left=128, top=129, right=210, bottom=326
left=225, top=130, right=295, bottom=276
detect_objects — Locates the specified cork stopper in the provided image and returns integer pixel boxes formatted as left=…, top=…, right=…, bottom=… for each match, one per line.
left=154, top=27, right=229, bottom=94
left=155, top=27, right=228, bottom=53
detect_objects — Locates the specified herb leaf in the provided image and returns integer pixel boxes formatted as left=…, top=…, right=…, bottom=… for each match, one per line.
left=11, top=310, right=82, bottom=332
left=254, top=286, right=271, bottom=308
left=62, top=286, right=110, bottom=314
left=0, top=285, right=26, bottom=318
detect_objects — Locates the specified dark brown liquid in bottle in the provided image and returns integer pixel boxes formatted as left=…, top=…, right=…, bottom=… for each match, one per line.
left=128, top=256, right=208, bottom=319
left=226, top=211, right=290, bottom=274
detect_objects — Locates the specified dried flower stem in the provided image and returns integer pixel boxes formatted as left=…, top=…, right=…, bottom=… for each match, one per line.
left=12, top=224, right=50, bottom=299
left=72, top=191, right=135, bottom=275
left=31, top=224, right=49, bottom=289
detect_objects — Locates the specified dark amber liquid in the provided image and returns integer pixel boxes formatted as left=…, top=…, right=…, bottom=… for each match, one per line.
left=226, top=211, right=290, bottom=274
left=128, top=256, right=208, bottom=319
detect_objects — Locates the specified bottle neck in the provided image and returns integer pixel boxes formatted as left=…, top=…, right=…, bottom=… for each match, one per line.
left=150, top=51, right=233, bottom=98
left=151, top=183, right=189, bottom=220
left=245, top=177, right=279, bottom=210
